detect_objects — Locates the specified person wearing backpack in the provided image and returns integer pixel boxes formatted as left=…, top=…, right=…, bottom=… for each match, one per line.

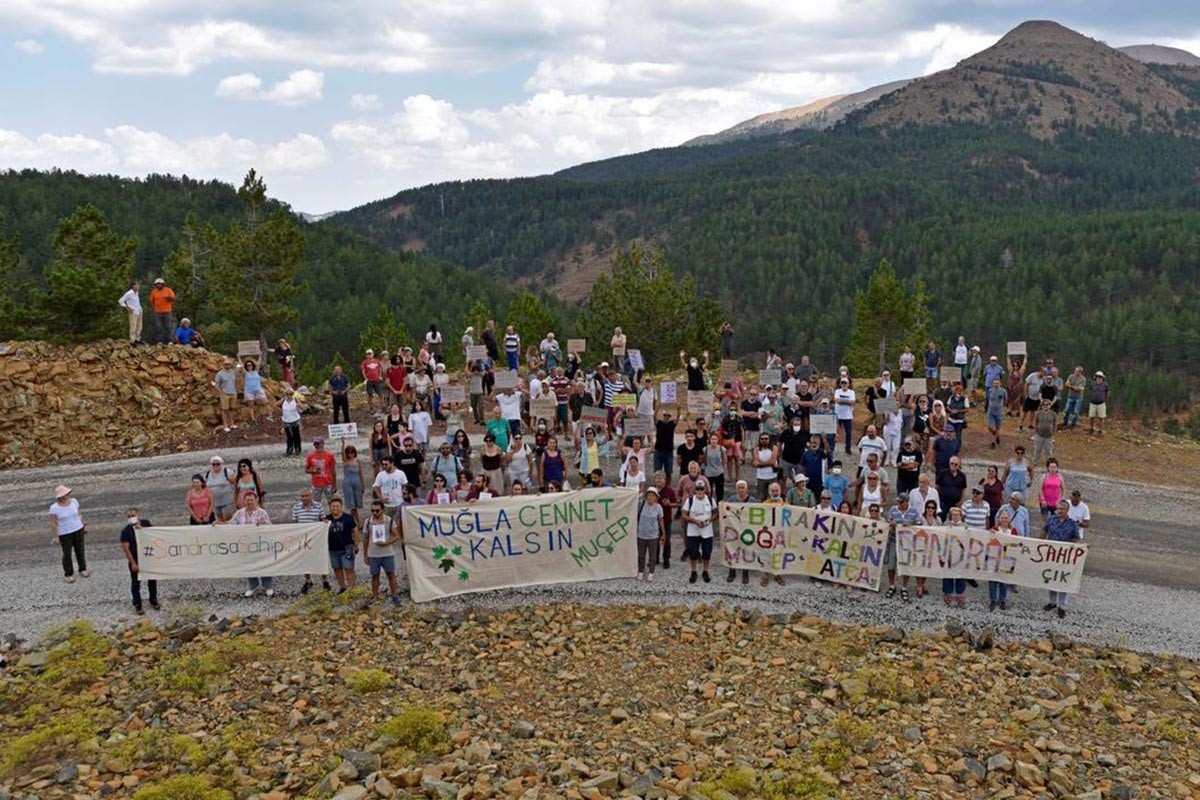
left=680, top=479, right=716, bottom=584
left=429, top=441, right=462, bottom=488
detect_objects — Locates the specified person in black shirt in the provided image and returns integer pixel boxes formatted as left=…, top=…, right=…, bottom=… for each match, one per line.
left=653, top=410, right=677, bottom=479
left=680, top=350, right=709, bottom=391
left=936, top=457, right=967, bottom=521
left=394, top=438, right=425, bottom=490
left=119, top=509, right=157, bottom=614
left=740, top=390, right=762, bottom=435
left=777, top=417, right=808, bottom=485
left=326, top=497, right=359, bottom=592
left=676, top=429, right=704, bottom=474
left=894, top=438, right=924, bottom=496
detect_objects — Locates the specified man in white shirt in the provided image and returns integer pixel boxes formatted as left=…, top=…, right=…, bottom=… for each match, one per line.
left=834, top=377, right=856, bottom=455
left=681, top=479, right=716, bottom=585
left=856, top=424, right=887, bottom=469
left=372, top=457, right=407, bottom=520
left=1067, top=489, right=1091, bottom=539
left=636, top=378, right=655, bottom=418
left=529, top=370, right=545, bottom=401
left=118, top=281, right=143, bottom=344
left=954, top=336, right=969, bottom=384
left=497, top=387, right=524, bottom=437
left=909, top=472, right=941, bottom=516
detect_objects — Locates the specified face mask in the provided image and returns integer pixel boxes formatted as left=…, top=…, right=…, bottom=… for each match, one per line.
left=690, top=359, right=698, bottom=368
left=832, top=468, right=842, bottom=475
left=127, top=516, right=138, bottom=523
left=792, top=424, right=802, bottom=431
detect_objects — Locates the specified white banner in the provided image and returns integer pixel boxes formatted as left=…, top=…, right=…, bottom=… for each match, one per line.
left=895, top=525, right=1087, bottom=593
left=401, top=488, right=638, bottom=601
left=136, top=523, right=329, bottom=580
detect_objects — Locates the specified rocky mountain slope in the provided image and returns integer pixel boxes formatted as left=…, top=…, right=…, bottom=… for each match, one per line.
left=687, top=28, right=1200, bottom=146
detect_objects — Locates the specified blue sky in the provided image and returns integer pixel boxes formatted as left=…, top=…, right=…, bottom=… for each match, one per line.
left=2, top=1, right=1199, bottom=213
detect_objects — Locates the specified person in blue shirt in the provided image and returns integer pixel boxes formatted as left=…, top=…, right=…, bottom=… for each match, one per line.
left=329, top=364, right=351, bottom=423
left=823, top=461, right=849, bottom=509
left=799, top=437, right=826, bottom=494
left=1043, top=500, right=1081, bottom=618
left=173, top=318, right=203, bottom=347
left=923, top=342, right=942, bottom=379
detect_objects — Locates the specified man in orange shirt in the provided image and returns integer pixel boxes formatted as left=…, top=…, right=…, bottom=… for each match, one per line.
left=149, top=278, right=176, bottom=344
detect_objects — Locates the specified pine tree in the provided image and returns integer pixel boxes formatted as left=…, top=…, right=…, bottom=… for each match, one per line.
left=357, top=305, right=411, bottom=360
left=40, top=203, right=138, bottom=338
left=0, top=213, right=22, bottom=339
left=208, top=170, right=306, bottom=350
left=845, top=259, right=915, bottom=377
left=161, top=211, right=217, bottom=323
left=504, top=291, right=558, bottom=347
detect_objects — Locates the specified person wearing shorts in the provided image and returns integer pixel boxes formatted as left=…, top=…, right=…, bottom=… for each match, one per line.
left=326, top=497, right=358, bottom=592
left=1088, top=371, right=1109, bottom=435
left=365, top=501, right=402, bottom=606
left=680, top=479, right=716, bottom=584
left=213, top=358, right=239, bottom=432
left=242, top=360, right=270, bottom=422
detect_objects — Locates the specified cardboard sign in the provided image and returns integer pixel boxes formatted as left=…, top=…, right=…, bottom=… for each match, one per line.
left=530, top=397, right=557, bottom=420
left=719, top=504, right=885, bottom=589
left=623, top=416, right=654, bottom=437
left=567, top=339, right=587, bottom=354
left=1007, top=341, right=1027, bottom=356
left=719, top=359, right=738, bottom=381
left=327, top=423, right=359, bottom=439
left=612, top=344, right=626, bottom=357
left=580, top=406, right=608, bottom=424
left=939, top=366, right=960, bottom=384
left=402, top=488, right=637, bottom=601
left=441, top=385, right=466, bottom=404
left=874, top=398, right=898, bottom=415
left=660, top=381, right=678, bottom=404
left=237, top=340, right=262, bottom=357
left=465, top=345, right=488, bottom=361
left=902, top=378, right=927, bottom=397
left=494, top=370, right=519, bottom=390
left=810, top=414, right=837, bottom=435
left=610, top=393, right=637, bottom=409
left=687, top=390, right=712, bottom=417
left=759, top=369, right=781, bottom=386
left=628, top=349, right=644, bottom=372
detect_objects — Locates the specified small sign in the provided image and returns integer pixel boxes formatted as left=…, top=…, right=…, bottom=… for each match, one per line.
left=660, top=381, right=677, bottom=404
left=902, top=378, right=927, bottom=397
left=494, top=370, right=519, bottom=390
left=567, top=338, right=587, bottom=354
left=465, top=345, right=488, bottom=361
left=436, top=492, right=451, bottom=505
left=758, top=369, right=781, bottom=386
left=628, top=349, right=644, bottom=372
left=611, top=393, right=637, bottom=409
left=327, top=422, right=359, bottom=439
left=720, top=359, right=738, bottom=381
left=810, top=415, right=837, bottom=435
left=939, top=366, right=960, bottom=384
left=612, top=344, right=626, bottom=357
left=581, top=406, right=608, bottom=424
left=237, top=340, right=262, bottom=356
left=1007, top=341, right=1027, bottom=356
left=874, top=398, right=898, bottom=415
left=530, top=397, right=557, bottom=420
left=687, top=390, right=712, bottom=417
left=623, top=416, right=654, bottom=437
left=441, top=385, right=466, bottom=404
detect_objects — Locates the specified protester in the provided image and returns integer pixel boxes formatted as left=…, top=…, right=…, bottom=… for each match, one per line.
left=503, top=325, right=521, bottom=371
left=681, top=478, right=716, bottom=584
left=1061, top=366, right=1086, bottom=430
left=1043, top=501, right=1082, bottom=618
left=242, top=360, right=270, bottom=423
left=118, top=280, right=143, bottom=344
left=115, top=508, right=158, bottom=615
left=1067, top=489, right=1092, bottom=537
left=293, top=488, right=328, bottom=595
left=328, top=364, right=351, bottom=424
left=833, top=377, right=856, bottom=454
left=884, top=494, right=920, bottom=601
left=909, top=471, right=940, bottom=517
left=923, top=341, right=941, bottom=379
left=942, top=506, right=969, bottom=607
left=234, top=458, right=266, bottom=509
left=681, top=350, right=709, bottom=391
left=636, top=486, right=665, bottom=581
left=149, top=277, right=176, bottom=344
left=1038, top=458, right=1065, bottom=520
left=1002, top=445, right=1032, bottom=499
left=985, top=376, right=1007, bottom=448
left=324, top=496, right=358, bottom=592
left=364, top=500, right=403, bottom=606
left=935, top=456, right=967, bottom=520
left=1032, top=399, right=1057, bottom=466
left=228, top=491, right=274, bottom=597
left=724, top=480, right=758, bottom=585
left=786, top=473, right=814, bottom=507
left=205, top=456, right=236, bottom=521
left=186, top=474, right=215, bottom=524
left=280, top=390, right=303, bottom=455
left=979, top=465, right=1004, bottom=526
left=213, top=358, right=239, bottom=432
left=823, top=461, right=849, bottom=509
left=751, top=433, right=780, bottom=499
left=339, top=445, right=365, bottom=524
left=49, top=485, right=88, bottom=583
left=1088, top=371, right=1109, bottom=435
left=360, top=349, right=385, bottom=415
left=988, top=508, right=1017, bottom=610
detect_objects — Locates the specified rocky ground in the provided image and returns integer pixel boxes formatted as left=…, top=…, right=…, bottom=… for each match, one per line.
left=2, top=603, right=1198, bottom=800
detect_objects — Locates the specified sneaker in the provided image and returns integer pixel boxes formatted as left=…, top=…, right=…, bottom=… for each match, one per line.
left=337, top=587, right=347, bottom=595
left=900, top=588, right=910, bottom=602
left=224, top=427, right=232, bottom=433
left=322, top=580, right=332, bottom=591
left=391, top=595, right=403, bottom=607
left=702, top=571, right=711, bottom=583
left=300, top=580, right=313, bottom=595
left=265, top=588, right=275, bottom=597
left=689, top=572, right=698, bottom=584
left=134, top=606, right=145, bottom=616
left=989, top=601, right=997, bottom=612
left=149, top=600, right=160, bottom=610
left=636, top=572, right=644, bottom=581
left=1043, top=603, right=1057, bottom=611
left=1057, top=607, right=1066, bottom=618
left=943, top=594, right=952, bottom=606
left=761, top=574, right=770, bottom=587
left=956, top=595, right=965, bottom=608
left=65, top=575, right=76, bottom=583
left=661, top=560, right=670, bottom=570
left=774, top=575, right=784, bottom=586
left=999, top=601, right=1007, bottom=611
left=80, top=569, right=91, bottom=578
left=741, top=571, right=749, bottom=585
left=726, top=570, right=736, bottom=583
left=243, top=589, right=254, bottom=598
left=646, top=572, right=655, bottom=582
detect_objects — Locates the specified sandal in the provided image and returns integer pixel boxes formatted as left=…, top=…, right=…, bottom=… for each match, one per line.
left=885, top=586, right=896, bottom=599
left=900, top=588, right=910, bottom=602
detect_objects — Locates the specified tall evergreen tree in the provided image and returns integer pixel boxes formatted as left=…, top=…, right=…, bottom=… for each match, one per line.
left=0, top=213, right=22, bottom=339
left=845, top=259, right=919, bottom=376
left=357, top=305, right=411, bottom=359
left=161, top=211, right=217, bottom=323
left=40, top=203, right=138, bottom=338
left=505, top=291, right=559, bottom=346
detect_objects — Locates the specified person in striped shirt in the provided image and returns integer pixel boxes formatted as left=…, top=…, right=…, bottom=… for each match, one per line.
left=503, top=326, right=521, bottom=371
left=292, top=489, right=329, bottom=594
left=961, top=486, right=991, bottom=529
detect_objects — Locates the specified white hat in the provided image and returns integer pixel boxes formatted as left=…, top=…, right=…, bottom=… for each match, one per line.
left=365, top=348, right=374, bottom=355
left=210, top=455, right=224, bottom=464
left=1095, top=370, right=1105, bottom=378
left=55, top=485, right=71, bottom=499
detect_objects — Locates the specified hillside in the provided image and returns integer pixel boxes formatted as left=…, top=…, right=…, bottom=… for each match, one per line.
left=861, top=21, right=1200, bottom=136
left=4, top=603, right=1198, bottom=799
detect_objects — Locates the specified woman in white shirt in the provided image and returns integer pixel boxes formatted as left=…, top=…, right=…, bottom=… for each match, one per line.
left=279, top=391, right=303, bottom=455
left=857, top=472, right=885, bottom=516
left=621, top=455, right=646, bottom=490
left=49, top=485, right=88, bottom=582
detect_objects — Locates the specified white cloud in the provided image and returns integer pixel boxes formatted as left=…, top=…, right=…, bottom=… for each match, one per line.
left=350, top=92, right=380, bottom=111
left=0, top=129, right=117, bottom=170
left=216, top=69, right=324, bottom=105
left=897, top=23, right=999, bottom=74
left=14, top=39, right=44, bottom=54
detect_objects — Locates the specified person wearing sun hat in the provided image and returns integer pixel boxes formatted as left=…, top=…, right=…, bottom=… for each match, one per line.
left=1088, top=370, right=1109, bottom=436
left=49, top=485, right=89, bottom=582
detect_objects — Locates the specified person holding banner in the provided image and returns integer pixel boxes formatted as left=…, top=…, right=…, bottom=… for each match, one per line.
left=228, top=491, right=275, bottom=597
left=721, top=480, right=757, bottom=585
left=884, top=495, right=921, bottom=601
left=941, top=506, right=970, bottom=607
left=365, top=501, right=403, bottom=607
left=681, top=479, right=716, bottom=584
left=119, top=509, right=158, bottom=614
left=1043, top=501, right=1082, bottom=618
left=988, top=509, right=1017, bottom=611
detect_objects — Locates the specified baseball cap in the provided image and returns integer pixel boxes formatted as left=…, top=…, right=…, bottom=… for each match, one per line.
left=1071, top=489, right=1081, bottom=497
left=971, top=486, right=983, bottom=494
left=365, top=348, right=374, bottom=355
left=313, top=437, right=325, bottom=444
left=645, top=487, right=659, bottom=497
left=153, top=277, right=164, bottom=285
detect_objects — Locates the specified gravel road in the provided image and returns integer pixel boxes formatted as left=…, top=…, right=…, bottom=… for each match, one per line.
left=2, top=438, right=1197, bottom=659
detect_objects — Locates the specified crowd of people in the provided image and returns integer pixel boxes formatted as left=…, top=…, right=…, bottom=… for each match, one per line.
left=54, top=318, right=1101, bottom=617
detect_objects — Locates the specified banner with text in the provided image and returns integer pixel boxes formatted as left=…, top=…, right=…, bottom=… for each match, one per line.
left=895, top=525, right=1087, bottom=593
left=136, top=523, right=329, bottom=580
left=402, top=488, right=638, bottom=601
left=719, top=503, right=886, bottom=590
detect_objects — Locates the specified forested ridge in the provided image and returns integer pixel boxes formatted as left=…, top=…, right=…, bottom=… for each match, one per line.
left=329, top=125, right=1200, bottom=411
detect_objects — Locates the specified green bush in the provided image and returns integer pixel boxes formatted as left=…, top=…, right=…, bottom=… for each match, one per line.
left=132, top=775, right=234, bottom=800
left=110, top=729, right=209, bottom=770
left=377, top=706, right=449, bottom=755
left=1, top=712, right=109, bottom=777
left=40, top=620, right=111, bottom=691
left=346, top=668, right=394, bottom=693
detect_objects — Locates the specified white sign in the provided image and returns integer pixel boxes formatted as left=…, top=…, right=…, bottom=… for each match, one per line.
left=628, top=349, right=645, bottom=372
left=874, top=398, right=898, bottom=415
left=687, top=390, right=711, bottom=417
left=939, top=366, right=960, bottom=384
left=327, top=423, right=359, bottom=439
left=465, top=345, right=488, bottom=361
left=1007, top=341, right=1028, bottom=356
left=902, top=378, right=927, bottom=397
left=494, top=370, right=519, bottom=390
left=758, top=369, right=782, bottom=386
left=136, top=523, right=329, bottom=580
left=441, top=385, right=466, bottom=404
left=810, top=414, right=837, bottom=435
left=895, top=525, right=1087, bottom=593
left=567, top=339, right=587, bottom=354
left=401, top=488, right=638, bottom=601
left=660, top=381, right=677, bottom=404
left=623, top=416, right=654, bottom=437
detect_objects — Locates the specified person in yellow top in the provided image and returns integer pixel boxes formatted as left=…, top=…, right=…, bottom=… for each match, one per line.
left=149, top=277, right=176, bottom=344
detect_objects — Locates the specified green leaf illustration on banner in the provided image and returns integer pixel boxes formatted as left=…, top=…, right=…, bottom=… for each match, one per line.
left=451, top=546, right=463, bottom=556
left=457, top=569, right=469, bottom=582
left=432, top=545, right=448, bottom=560
left=439, top=558, right=455, bottom=574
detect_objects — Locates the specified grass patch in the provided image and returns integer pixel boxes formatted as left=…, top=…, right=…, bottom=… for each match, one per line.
left=109, top=729, right=209, bottom=770
left=810, top=737, right=851, bottom=772
left=377, top=706, right=450, bottom=760
left=132, top=775, right=233, bottom=800
left=151, top=638, right=264, bottom=695
left=696, top=765, right=836, bottom=799
left=1153, top=719, right=1192, bottom=743
left=0, top=710, right=114, bottom=777
left=219, top=719, right=264, bottom=760
left=40, top=620, right=111, bottom=691
left=287, top=585, right=374, bottom=616
left=346, top=668, right=394, bottom=693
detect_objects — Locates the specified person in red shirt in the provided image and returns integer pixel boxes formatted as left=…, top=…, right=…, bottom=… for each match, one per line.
left=385, top=355, right=408, bottom=408
left=653, top=471, right=678, bottom=571
left=360, top=349, right=384, bottom=415
left=305, top=437, right=338, bottom=505
left=148, top=278, right=176, bottom=345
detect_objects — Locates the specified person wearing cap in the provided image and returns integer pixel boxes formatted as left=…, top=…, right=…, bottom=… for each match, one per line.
left=360, top=349, right=385, bottom=415
left=119, top=508, right=158, bottom=614
left=681, top=478, right=715, bottom=584
left=962, top=485, right=991, bottom=528
left=983, top=354, right=1005, bottom=390
left=212, top=358, right=239, bottom=432
left=305, top=437, right=338, bottom=504
left=1088, top=371, right=1109, bottom=435
left=117, top=279, right=143, bottom=344
left=884, top=493, right=921, bottom=600
left=148, top=277, right=176, bottom=344
left=173, top=317, right=200, bottom=347
left=204, top=456, right=237, bottom=521
left=833, top=377, right=856, bottom=455
left=49, top=485, right=89, bottom=582
left=636, top=486, right=665, bottom=581
left=785, top=473, right=814, bottom=508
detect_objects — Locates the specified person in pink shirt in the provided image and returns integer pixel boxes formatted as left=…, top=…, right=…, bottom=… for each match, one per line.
left=1037, top=457, right=1065, bottom=520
